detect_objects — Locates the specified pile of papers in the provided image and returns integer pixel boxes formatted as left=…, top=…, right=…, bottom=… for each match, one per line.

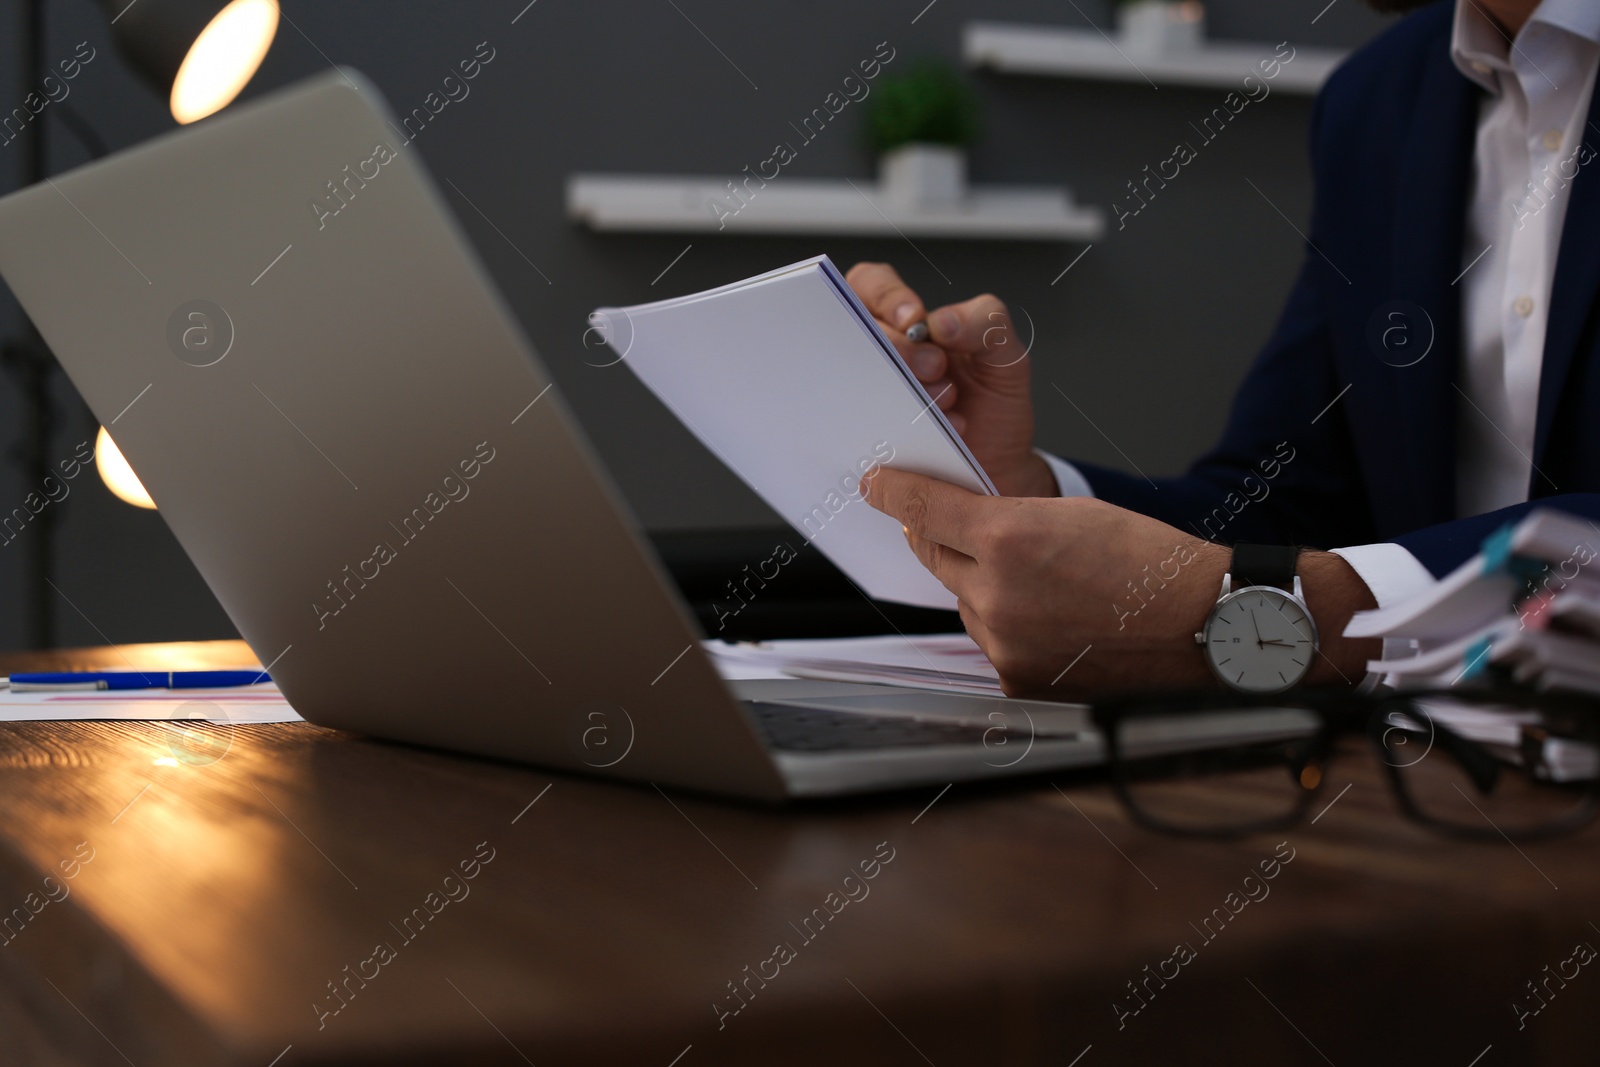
left=1390, top=695, right=1600, bottom=781
left=0, top=682, right=301, bottom=724
left=1347, top=508, right=1600, bottom=694
left=705, top=633, right=1002, bottom=696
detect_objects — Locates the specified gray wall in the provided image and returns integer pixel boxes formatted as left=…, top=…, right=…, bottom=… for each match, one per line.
left=0, top=0, right=1396, bottom=650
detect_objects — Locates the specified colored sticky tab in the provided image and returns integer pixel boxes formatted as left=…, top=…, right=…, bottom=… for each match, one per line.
left=1480, top=523, right=1550, bottom=584
left=1519, top=590, right=1555, bottom=631
left=1480, top=524, right=1515, bottom=574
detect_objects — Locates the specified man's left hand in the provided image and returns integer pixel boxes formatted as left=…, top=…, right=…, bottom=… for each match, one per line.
left=862, top=468, right=1377, bottom=699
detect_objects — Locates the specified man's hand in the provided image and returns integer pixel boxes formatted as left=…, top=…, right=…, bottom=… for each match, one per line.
left=846, top=262, right=1056, bottom=498
left=862, top=467, right=1380, bottom=699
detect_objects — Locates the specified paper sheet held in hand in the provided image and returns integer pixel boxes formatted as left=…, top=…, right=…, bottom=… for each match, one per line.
left=591, top=255, right=994, bottom=609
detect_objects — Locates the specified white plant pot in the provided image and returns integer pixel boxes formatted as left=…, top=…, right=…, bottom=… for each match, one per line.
left=879, top=143, right=967, bottom=213
left=1116, top=0, right=1205, bottom=54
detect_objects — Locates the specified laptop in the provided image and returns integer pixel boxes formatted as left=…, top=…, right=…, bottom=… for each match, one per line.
left=0, top=69, right=1106, bottom=800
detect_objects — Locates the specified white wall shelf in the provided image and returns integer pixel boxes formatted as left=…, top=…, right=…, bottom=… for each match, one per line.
left=962, top=20, right=1346, bottom=95
left=566, top=175, right=1104, bottom=241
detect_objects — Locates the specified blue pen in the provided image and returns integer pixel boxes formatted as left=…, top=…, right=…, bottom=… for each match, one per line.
left=1, top=670, right=272, bottom=692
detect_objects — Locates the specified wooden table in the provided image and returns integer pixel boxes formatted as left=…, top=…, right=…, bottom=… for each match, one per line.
left=0, top=642, right=1595, bottom=1066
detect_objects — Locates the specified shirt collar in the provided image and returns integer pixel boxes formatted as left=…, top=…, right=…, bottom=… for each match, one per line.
left=1532, top=0, right=1600, bottom=48
left=1451, top=0, right=1600, bottom=94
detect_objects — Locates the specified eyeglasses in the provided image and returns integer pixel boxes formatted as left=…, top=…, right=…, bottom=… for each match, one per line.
left=1090, top=687, right=1600, bottom=841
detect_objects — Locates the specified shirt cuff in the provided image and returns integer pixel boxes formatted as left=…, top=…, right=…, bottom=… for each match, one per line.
left=1328, top=542, right=1437, bottom=689
left=1328, top=543, right=1435, bottom=609
left=1035, top=449, right=1096, bottom=499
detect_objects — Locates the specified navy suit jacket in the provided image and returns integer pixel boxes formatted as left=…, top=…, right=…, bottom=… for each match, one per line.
left=1075, top=0, right=1600, bottom=577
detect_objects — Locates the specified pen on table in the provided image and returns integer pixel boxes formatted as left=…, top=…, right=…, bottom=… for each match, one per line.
left=0, top=670, right=272, bottom=692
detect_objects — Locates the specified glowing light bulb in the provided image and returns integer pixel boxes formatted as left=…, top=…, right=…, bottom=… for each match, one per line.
left=170, top=0, right=280, bottom=125
left=96, top=425, right=157, bottom=510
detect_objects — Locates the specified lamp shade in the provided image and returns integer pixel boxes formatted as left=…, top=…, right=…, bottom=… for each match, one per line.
left=95, top=426, right=157, bottom=510
left=98, top=0, right=279, bottom=124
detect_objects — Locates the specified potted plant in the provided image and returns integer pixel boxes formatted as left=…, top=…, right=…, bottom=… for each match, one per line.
left=1114, top=0, right=1206, bottom=54
left=867, top=62, right=981, bottom=213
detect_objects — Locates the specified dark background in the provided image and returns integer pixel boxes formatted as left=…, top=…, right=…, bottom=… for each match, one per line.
left=0, top=0, right=1394, bottom=650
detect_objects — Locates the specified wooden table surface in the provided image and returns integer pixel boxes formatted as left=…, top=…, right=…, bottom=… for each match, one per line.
left=0, top=641, right=1595, bottom=1066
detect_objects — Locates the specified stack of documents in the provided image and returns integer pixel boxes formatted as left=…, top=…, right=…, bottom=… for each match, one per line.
left=1384, top=696, right=1600, bottom=781
left=1347, top=509, right=1600, bottom=694
left=705, top=633, right=1002, bottom=696
left=592, top=255, right=994, bottom=610
left=0, top=681, right=301, bottom=723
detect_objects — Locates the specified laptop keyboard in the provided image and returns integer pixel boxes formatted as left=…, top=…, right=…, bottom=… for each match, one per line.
left=745, top=701, right=994, bottom=752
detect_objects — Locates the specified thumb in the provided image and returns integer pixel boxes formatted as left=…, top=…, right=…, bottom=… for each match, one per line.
left=928, top=294, right=1031, bottom=380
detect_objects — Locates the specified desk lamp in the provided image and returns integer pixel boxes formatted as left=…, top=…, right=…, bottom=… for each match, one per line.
left=94, top=0, right=281, bottom=507
left=3, top=0, right=280, bottom=641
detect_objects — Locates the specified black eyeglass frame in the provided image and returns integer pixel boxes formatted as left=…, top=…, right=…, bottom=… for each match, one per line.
left=1090, top=687, right=1600, bottom=842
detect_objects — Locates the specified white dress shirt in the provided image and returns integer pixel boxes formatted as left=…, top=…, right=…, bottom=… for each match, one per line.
left=1042, top=0, right=1600, bottom=624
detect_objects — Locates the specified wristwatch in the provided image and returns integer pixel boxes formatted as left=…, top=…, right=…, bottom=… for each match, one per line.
left=1195, top=544, right=1318, bottom=694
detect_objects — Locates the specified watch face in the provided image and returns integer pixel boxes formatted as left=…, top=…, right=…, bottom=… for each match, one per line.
left=1203, top=587, right=1317, bottom=693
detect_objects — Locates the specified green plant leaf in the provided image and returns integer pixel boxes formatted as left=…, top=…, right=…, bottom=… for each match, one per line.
left=866, top=61, right=981, bottom=153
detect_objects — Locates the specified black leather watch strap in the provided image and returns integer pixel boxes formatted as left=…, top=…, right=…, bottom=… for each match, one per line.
left=1231, top=544, right=1300, bottom=591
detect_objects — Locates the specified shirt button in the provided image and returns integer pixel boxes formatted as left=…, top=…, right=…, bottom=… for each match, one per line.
left=1542, top=129, right=1563, bottom=151
left=1513, top=295, right=1535, bottom=317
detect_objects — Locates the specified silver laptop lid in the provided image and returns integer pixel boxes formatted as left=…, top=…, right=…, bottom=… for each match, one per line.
left=0, top=69, right=786, bottom=800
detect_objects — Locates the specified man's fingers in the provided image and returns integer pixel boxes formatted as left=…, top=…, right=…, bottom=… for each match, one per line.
left=879, top=325, right=948, bottom=383
left=876, top=315, right=947, bottom=385
left=923, top=381, right=958, bottom=411
left=862, top=467, right=990, bottom=558
left=928, top=293, right=1017, bottom=359
left=905, top=343, right=947, bottom=383
left=956, top=600, right=994, bottom=653
left=846, top=261, right=926, bottom=332
left=904, top=528, right=977, bottom=597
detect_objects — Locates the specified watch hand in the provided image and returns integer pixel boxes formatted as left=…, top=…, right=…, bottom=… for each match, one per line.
left=1261, top=639, right=1295, bottom=648
left=1250, top=610, right=1264, bottom=649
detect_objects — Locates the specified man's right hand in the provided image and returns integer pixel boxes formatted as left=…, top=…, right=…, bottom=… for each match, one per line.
left=845, top=261, right=1057, bottom=498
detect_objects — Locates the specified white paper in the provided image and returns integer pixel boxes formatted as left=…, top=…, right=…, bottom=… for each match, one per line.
left=705, top=633, right=1002, bottom=696
left=595, top=256, right=993, bottom=609
left=1347, top=509, right=1600, bottom=641
left=0, top=683, right=302, bottom=723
